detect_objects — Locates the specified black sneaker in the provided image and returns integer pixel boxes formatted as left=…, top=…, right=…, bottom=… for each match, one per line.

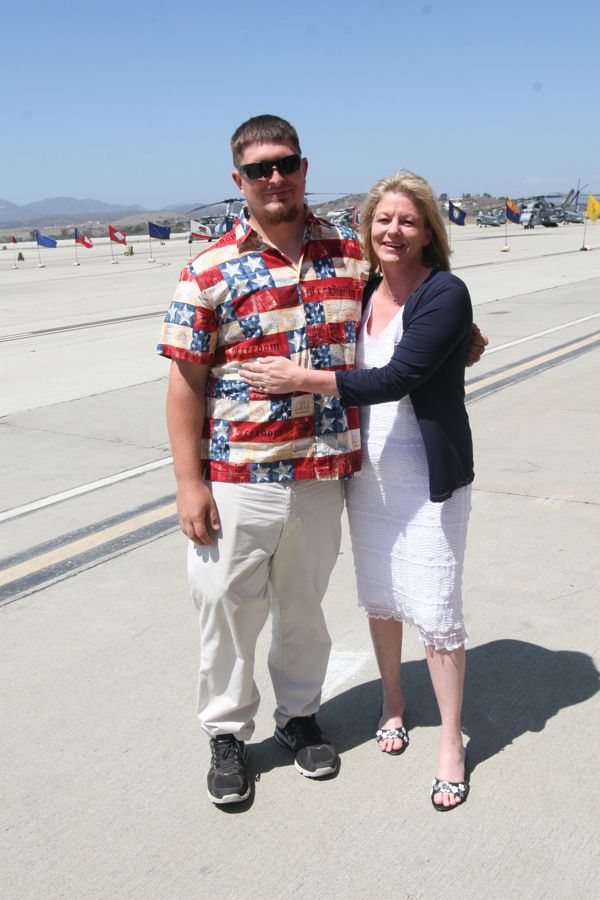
left=274, top=714, right=338, bottom=778
left=207, top=734, right=250, bottom=805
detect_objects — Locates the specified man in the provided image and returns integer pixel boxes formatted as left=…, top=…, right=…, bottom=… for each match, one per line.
left=158, top=114, right=486, bottom=805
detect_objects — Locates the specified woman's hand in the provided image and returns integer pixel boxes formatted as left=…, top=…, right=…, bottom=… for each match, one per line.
left=240, top=356, right=304, bottom=394
left=467, top=324, right=489, bottom=367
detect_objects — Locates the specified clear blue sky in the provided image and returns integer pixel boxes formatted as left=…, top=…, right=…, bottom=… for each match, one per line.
left=4, top=0, right=599, bottom=208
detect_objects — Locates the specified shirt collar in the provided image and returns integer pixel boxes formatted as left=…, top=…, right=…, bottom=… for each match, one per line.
left=235, top=204, right=316, bottom=249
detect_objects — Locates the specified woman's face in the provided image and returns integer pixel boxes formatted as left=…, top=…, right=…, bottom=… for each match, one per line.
left=371, top=191, right=431, bottom=267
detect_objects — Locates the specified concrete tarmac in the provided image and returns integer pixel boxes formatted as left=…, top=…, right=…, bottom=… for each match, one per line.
left=1, top=223, right=599, bottom=898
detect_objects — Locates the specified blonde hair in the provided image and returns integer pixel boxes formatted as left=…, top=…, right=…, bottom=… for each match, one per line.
left=360, top=170, right=450, bottom=273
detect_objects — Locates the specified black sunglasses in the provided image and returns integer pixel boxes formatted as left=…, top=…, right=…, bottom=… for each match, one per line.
left=237, top=154, right=302, bottom=180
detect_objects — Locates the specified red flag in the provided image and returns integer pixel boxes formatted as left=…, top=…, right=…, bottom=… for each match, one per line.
left=109, top=225, right=127, bottom=245
left=11, top=235, right=18, bottom=243
left=75, top=229, right=93, bottom=248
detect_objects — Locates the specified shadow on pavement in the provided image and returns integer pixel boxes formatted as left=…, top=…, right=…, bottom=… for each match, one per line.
left=250, top=639, right=599, bottom=777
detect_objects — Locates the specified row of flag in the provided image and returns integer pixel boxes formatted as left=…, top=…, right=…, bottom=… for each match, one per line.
left=448, top=194, right=600, bottom=226
left=449, top=198, right=521, bottom=226
left=11, top=196, right=600, bottom=255
left=11, top=222, right=172, bottom=248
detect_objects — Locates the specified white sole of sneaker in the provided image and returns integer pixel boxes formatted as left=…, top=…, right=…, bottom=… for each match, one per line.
left=207, top=786, right=251, bottom=805
left=274, top=730, right=338, bottom=778
left=294, top=759, right=337, bottom=778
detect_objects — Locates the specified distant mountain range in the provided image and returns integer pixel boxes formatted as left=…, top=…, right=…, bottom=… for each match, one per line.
left=0, top=194, right=374, bottom=230
left=0, top=197, right=148, bottom=227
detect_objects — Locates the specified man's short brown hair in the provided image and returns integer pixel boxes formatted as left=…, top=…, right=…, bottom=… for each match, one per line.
left=230, top=114, right=301, bottom=165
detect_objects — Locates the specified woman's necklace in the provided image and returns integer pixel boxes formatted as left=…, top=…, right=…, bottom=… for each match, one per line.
left=379, top=282, right=403, bottom=305
left=380, top=270, right=428, bottom=306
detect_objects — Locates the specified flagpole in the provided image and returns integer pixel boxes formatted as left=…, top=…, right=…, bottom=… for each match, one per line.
left=37, top=242, right=44, bottom=268
left=580, top=217, right=589, bottom=251
left=148, top=234, right=155, bottom=262
left=73, top=234, right=80, bottom=267
left=12, top=242, right=18, bottom=269
left=110, top=240, right=117, bottom=264
left=501, top=197, right=510, bottom=252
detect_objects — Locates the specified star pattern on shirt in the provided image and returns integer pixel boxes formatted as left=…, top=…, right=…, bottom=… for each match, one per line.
left=252, top=464, right=273, bottom=483
left=254, top=271, right=275, bottom=289
left=212, top=419, right=230, bottom=441
left=165, top=301, right=195, bottom=326
left=314, top=396, right=346, bottom=435
left=231, top=276, right=251, bottom=296
left=221, top=261, right=242, bottom=279
left=242, top=254, right=265, bottom=273
left=287, top=330, right=307, bottom=353
left=240, top=315, right=263, bottom=338
left=275, top=461, right=294, bottom=480
left=158, top=213, right=367, bottom=483
left=218, top=300, right=237, bottom=324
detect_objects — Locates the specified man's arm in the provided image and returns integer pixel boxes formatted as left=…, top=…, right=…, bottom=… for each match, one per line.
left=166, top=359, right=219, bottom=545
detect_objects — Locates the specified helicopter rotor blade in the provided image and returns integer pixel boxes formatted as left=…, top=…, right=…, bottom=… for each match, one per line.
left=187, top=198, right=243, bottom=215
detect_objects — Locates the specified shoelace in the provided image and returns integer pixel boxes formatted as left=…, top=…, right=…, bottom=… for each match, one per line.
left=211, top=738, right=243, bottom=765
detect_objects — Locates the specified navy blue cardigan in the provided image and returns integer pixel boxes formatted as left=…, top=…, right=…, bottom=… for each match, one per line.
left=336, top=269, right=474, bottom=502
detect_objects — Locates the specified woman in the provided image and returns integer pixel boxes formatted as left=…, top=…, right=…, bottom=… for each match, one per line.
left=241, top=171, right=474, bottom=811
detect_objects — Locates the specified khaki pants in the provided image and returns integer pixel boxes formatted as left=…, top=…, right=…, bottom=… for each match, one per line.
left=188, top=479, right=344, bottom=741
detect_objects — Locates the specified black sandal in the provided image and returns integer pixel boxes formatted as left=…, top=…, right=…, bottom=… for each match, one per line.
left=430, top=749, right=469, bottom=811
left=375, top=723, right=409, bottom=755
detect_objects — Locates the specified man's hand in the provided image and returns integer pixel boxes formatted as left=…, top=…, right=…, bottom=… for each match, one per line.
left=176, top=479, right=220, bottom=545
left=467, top=323, right=489, bottom=367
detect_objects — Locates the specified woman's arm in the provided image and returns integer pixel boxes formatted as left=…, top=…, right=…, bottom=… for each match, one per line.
left=240, top=276, right=473, bottom=402
left=337, top=277, right=472, bottom=407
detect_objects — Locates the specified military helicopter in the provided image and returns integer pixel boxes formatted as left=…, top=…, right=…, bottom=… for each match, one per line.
left=559, top=184, right=587, bottom=223
left=325, top=206, right=361, bottom=228
left=475, top=208, right=505, bottom=227
left=186, top=192, right=360, bottom=242
left=518, top=188, right=587, bottom=228
left=187, top=198, right=244, bottom=241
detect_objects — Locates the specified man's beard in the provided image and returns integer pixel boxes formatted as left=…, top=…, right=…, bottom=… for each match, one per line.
left=262, top=202, right=303, bottom=225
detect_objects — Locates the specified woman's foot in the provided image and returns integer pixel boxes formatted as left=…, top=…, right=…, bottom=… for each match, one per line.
left=431, top=734, right=467, bottom=809
left=376, top=698, right=408, bottom=754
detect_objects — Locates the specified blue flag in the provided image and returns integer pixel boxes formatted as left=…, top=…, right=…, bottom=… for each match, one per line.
left=448, top=202, right=466, bottom=226
left=149, top=222, right=171, bottom=240
left=35, top=230, right=58, bottom=248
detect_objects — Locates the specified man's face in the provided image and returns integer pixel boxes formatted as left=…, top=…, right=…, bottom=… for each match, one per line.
left=232, top=142, right=308, bottom=227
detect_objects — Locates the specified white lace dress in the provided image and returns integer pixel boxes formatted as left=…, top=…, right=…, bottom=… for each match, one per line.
left=344, top=301, right=471, bottom=650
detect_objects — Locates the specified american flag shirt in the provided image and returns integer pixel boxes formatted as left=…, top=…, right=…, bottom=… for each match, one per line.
left=157, top=207, right=369, bottom=483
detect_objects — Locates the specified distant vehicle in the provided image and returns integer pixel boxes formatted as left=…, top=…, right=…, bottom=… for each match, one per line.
left=520, top=207, right=537, bottom=229
left=326, top=206, right=361, bottom=228
left=520, top=196, right=562, bottom=228
left=475, top=209, right=504, bottom=227
left=187, top=198, right=243, bottom=241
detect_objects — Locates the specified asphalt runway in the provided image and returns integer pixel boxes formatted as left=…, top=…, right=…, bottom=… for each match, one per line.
left=1, top=222, right=599, bottom=898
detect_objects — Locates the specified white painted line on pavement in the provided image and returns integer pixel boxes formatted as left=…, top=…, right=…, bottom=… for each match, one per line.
left=0, top=457, right=173, bottom=524
left=486, top=312, right=600, bottom=354
left=4, top=310, right=599, bottom=524
left=321, top=650, right=371, bottom=700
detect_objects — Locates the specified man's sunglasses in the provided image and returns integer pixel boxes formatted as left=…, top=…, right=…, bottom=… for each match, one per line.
left=237, top=154, right=302, bottom=180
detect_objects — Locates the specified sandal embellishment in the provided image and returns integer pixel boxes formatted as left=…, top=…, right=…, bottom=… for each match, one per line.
left=430, top=749, right=470, bottom=811
left=375, top=724, right=409, bottom=755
